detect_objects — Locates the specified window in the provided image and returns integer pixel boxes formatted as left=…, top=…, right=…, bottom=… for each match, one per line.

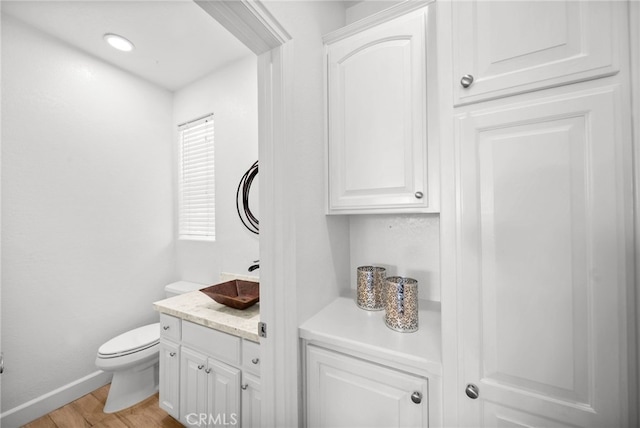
left=178, top=114, right=215, bottom=240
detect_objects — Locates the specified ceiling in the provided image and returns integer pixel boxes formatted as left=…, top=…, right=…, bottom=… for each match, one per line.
left=1, top=0, right=254, bottom=91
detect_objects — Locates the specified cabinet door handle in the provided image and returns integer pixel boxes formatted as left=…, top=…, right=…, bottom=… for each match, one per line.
left=197, top=364, right=204, bottom=370
left=163, top=325, right=170, bottom=330
left=414, top=191, right=424, bottom=199
left=465, top=383, right=479, bottom=399
left=241, top=384, right=249, bottom=390
left=205, top=368, right=212, bottom=374
left=251, top=358, right=260, bottom=365
left=410, top=391, right=422, bottom=404
left=460, top=74, right=474, bottom=88
left=169, top=352, right=176, bottom=357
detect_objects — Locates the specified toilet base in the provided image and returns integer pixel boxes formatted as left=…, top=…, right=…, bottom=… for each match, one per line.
left=103, top=357, right=159, bottom=413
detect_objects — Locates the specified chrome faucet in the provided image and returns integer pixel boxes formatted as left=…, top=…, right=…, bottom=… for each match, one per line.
left=248, top=260, right=259, bottom=272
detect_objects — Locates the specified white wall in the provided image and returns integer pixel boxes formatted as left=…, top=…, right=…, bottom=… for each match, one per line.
left=1, top=14, right=175, bottom=413
left=345, top=0, right=403, bottom=24
left=173, top=55, right=259, bottom=284
left=350, top=215, right=440, bottom=302
left=263, top=1, right=350, bottom=326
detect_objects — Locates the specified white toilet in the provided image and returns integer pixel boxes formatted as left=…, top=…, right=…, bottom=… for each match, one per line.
left=95, top=281, right=203, bottom=413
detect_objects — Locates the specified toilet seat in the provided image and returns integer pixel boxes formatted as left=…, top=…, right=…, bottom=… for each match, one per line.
left=98, top=323, right=160, bottom=358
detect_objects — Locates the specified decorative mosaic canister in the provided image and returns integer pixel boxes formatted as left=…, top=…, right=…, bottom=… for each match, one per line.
left=384, top=276, right=419, bottom=332
left=356, top=266, right=386, bottom=311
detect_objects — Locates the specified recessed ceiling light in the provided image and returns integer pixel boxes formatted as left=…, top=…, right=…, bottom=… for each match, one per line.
left=103, top=33, right=135, bottom=52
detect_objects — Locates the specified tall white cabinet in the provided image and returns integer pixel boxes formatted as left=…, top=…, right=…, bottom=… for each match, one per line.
left=314, top=1, right=635, bottom=427
left=455, top=84, right=631, bottom=427
left=446, top=1, right=634, bottom=427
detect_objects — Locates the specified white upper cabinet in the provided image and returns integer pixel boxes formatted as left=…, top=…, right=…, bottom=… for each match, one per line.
left=325, top=4, right=439, bottom=214
left=306, top=345, right=429, bottom=428
left=452, top=0, right=621, bottom=105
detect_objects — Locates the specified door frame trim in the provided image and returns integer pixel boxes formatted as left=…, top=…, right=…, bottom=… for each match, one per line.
left=195, top=1, right=296, bottom=426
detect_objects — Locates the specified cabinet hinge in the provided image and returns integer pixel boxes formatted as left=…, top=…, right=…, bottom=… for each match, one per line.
left=258, top=322, right=267, bottom=338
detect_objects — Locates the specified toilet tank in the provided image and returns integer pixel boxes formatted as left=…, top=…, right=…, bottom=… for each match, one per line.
left=165, top=281, right=205, bottom=298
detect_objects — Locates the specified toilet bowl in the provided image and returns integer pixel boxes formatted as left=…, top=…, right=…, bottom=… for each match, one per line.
left=95, top=281, right=203, bottom=413
left=95, top=323, right=160, bottom=413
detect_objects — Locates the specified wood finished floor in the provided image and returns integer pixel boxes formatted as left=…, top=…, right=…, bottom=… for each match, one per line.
left=22, top=384, right=183, bottom=428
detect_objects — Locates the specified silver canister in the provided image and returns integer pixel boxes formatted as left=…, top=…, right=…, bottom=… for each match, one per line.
left=384, top=276, right=418, bottom=332
left=356, top=266, right=386, bottom=311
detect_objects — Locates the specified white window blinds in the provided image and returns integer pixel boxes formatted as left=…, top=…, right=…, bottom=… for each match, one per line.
left=178, top=114, right=215, bottom=240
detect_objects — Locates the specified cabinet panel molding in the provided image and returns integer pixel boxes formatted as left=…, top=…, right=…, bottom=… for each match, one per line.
left=207, top=359, right=241, bottom=428
left=452, top=0, right=621, bottom=105
left=182, top=320, right=241, bottom=365
left=159, top=339, right=180, bottom=419
left=455, top=85, right=630, bottom=427
left=306, top=345, right=428, bottom=428
left=325, top=5, right=439, bottom=214
left=180, top=347, right=209, bottom=426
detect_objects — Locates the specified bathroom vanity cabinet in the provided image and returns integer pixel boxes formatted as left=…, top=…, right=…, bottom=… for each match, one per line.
left=180, top=347, right=240, bottom=427
left=158, top=313, right=261, bottom=427
left=323, top=2, right=439, bottom=214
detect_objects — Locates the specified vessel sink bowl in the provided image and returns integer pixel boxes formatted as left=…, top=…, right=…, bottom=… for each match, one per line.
left=200, top=280, right=259, bottom=310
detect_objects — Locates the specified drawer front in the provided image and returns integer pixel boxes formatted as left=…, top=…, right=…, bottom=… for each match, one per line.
left=160, top=314, right=181, bottom=342
left=182, top=321, right=241, bottom=365
left=242, top=339, right=261, bottom=376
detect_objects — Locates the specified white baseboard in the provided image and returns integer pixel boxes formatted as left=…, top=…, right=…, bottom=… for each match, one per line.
left=0, top=370, right=111, bottom=428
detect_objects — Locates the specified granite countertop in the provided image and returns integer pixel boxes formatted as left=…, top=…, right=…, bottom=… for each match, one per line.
left=153, top=289, right=260, bottom=342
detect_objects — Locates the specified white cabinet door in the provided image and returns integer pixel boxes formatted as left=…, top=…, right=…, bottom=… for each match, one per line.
left=207, top=358, right=241, bottom=428
left=180, top=347, right=208, bottom=426
left=452, top=1, right=621, bottom=105
left=326, top=7, right=437, bottom=214
left=455, top=85, right=630, bottom=427
left=307, top=345, right=428, bottom=428
left=158, top=339, right=180, bottom=419
left=180, top=347, right=242, bottom=427
left=241, top=373, right=261, bottom=428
